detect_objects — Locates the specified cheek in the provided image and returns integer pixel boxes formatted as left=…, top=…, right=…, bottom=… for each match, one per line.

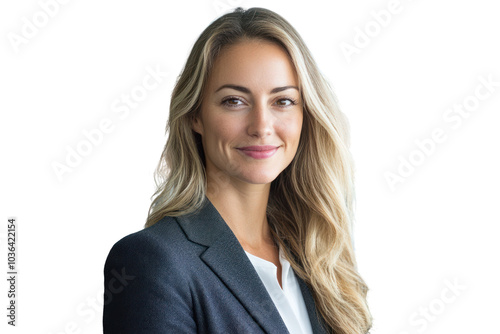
left=280, top=113, right=303, bottom=146
left=203, top=114, right=242, bottom=145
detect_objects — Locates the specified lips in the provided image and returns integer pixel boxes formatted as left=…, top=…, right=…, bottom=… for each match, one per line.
left=236, top=145, right=279, bottom=159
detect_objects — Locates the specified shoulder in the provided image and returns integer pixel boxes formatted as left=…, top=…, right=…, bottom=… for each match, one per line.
left=104, top=216, right=203, bottom=278
left=108, top=216, right=184, bottom=252
left=103, top=216, right=202, bottom=332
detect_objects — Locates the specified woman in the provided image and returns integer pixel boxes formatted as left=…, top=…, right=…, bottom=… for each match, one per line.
left=103, top=7, right=372, bottom=334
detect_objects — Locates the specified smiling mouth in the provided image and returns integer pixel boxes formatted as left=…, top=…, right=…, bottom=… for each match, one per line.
left=236, top=145, right=279, bottom=159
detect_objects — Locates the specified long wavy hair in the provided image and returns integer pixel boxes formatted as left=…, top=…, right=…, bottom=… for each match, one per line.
left=145, top=7, right=372, bottom=334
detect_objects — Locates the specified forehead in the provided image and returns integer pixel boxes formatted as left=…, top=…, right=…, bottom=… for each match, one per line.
left=206, top=39, right=298, bottom=91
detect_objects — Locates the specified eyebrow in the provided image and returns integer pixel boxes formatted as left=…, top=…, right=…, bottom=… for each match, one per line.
left=215, top=84, right=299, bottom=94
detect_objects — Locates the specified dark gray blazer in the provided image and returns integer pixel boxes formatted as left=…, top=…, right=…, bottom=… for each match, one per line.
left=103, top=198, right=328, bottom=333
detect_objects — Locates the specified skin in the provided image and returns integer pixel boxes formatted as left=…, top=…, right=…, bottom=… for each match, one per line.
left=192, top=38, right=303, bottom=288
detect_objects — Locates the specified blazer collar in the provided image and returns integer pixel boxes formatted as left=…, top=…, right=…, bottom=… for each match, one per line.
left=176, top=197, right=328, bottom=334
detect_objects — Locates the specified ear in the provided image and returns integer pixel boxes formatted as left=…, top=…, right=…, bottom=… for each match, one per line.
left=191, top=113, right=204, bottom=136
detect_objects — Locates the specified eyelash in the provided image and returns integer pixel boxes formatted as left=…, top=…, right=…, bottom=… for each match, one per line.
left=221, top=96, right=298, bottom=108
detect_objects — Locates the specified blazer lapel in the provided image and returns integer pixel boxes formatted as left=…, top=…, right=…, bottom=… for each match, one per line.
left=176, top=197, right=289, bottom=333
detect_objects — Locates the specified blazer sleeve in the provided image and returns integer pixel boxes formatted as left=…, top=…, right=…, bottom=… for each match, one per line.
left=102, top=233, right=197, bottom=333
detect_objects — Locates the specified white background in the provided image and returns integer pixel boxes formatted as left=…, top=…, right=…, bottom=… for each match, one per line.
left=1, top=0, right=499, bottom=333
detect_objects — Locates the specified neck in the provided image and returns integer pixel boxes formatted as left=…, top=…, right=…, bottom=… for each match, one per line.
left=206, top=175, right=274, bottom=249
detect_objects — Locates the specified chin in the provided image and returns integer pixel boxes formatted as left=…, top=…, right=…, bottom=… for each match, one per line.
left=238, top=169, right=282, bottom=185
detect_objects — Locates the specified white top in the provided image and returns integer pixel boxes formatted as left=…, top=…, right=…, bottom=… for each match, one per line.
left=244, top=247, right=313, bottom=334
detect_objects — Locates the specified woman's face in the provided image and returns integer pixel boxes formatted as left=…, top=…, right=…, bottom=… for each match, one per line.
left=193, top=39, right=303, bottom=187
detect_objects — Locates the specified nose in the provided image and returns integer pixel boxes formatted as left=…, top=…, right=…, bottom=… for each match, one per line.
left=247, top=102, right=273, bottom=138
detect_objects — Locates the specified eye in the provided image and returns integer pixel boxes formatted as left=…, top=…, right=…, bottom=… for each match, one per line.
left=275, top=97, right=298, bottom=108
left=221, top=97, right=246, bottom=108
left=221, top=96, right=299, bottom=108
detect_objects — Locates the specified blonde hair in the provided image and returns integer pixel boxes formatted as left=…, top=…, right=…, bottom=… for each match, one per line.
left=145, top=7, right=372, bottom=333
